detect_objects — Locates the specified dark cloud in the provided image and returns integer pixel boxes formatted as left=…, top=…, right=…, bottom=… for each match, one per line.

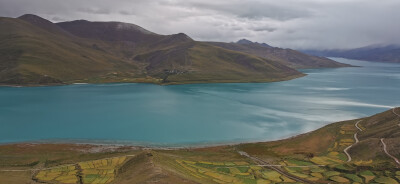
left=0, top=0, right=399, bottom=49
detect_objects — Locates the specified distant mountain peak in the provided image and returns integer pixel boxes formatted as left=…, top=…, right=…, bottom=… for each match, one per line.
left=18, top=14, right=70, bottom=35
left=236, top=39, right=272, bottom=48
left=172, top=33, right=193, bottom=41
left=114, top=22, right=155, bottom=35
left=237, top=39, right=254, bottom=44
left=18, top=14, right=51, bottom=24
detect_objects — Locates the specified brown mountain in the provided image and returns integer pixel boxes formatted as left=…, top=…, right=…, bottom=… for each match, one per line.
left=208, top=39, right=351, bottom=69
left=0, top=14, right=347, bottom=86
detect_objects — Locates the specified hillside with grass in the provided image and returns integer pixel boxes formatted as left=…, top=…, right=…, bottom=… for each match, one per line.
left=0, top=16, right=145, bottom=85
left=1, top=108, right=399, bottom=183
left=0, top=14, right=350, bottom=86
left=208, top=39, right=351, bottom=69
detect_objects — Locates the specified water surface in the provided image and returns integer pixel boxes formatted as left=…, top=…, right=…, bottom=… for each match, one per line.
left=1, top=58, right=399, bottom=146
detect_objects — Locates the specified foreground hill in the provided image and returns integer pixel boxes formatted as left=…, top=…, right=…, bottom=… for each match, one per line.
left=1, top=108, right=399, bottom=183
left=208, top=39, right=351, bottom=69
left=303, top=44, right=400, bottom=63
left=0, top=14, right=350, bottom=86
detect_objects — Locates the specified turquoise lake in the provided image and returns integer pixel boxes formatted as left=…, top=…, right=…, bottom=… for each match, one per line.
left=1, top=58, right=399, bottom=146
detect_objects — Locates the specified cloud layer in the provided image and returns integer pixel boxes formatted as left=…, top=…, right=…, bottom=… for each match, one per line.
left=1, top=0, right=399, bottom=49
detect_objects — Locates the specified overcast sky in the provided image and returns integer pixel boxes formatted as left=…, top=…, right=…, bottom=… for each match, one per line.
left=0, top=0, right=399, bottom=49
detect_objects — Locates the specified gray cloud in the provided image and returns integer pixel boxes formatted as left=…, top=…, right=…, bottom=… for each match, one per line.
left=0, top=0, right=399, bottom=49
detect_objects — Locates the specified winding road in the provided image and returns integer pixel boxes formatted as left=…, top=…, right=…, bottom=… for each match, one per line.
left=379, top=107, right=400, bottom=167
left=380, top=138, right=400, bottom=167
left=344, top=120, right=363, bottom=162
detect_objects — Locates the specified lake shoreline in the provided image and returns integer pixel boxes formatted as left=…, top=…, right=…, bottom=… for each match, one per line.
left=0, top=116, right=351, bottom=150
left=0, top=73, right=307, bottom=87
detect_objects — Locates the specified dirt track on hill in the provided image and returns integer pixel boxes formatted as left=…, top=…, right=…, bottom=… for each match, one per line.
left=344, top=120, right=363, bottom=162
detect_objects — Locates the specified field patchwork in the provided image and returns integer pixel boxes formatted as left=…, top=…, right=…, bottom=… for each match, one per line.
left=34, top=156, right=128, bottom=184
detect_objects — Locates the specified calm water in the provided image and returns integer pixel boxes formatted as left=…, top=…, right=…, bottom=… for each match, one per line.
left=1, top=58, right=399, bottom=146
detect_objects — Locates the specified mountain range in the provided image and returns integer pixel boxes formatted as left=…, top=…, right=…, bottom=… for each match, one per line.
left=303, top=44, right=400, bottom=63
left=0, top=14, right=349, bottom=85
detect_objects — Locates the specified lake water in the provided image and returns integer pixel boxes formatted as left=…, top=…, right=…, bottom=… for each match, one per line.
left=1, top=58, right=399, bottom=146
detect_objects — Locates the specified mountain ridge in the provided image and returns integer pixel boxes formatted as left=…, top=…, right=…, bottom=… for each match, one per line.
left=0, top=14, right=348, bottom=86
left=208, top=39, right=351, bottom=69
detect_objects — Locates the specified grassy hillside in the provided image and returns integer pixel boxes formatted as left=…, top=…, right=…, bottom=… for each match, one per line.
left=0, top=17, right=147, bottom=85
left=208, top=41, right=351, bottom=69
left=0, top=15, right=307, bottom=85
left=57, top=18, right=304, bottom=84
left=1, top=108, right=399, bottom=183
left=134, top=42, right=303, bottom=84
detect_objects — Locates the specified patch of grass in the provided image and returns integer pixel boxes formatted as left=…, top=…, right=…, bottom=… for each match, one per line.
left=344, top=174, right=363, bottom=182
left=261, top=170, right=282, bottom=182
left=237, top=166, right=250, bottom=173
left=216, top=167, right=230, bottom=174
left=310, top=172, right=323, bottom=178
left=195, top=162, right=216, bottom=168
left=242, top=178, right=257, bottom=184
left=286, top=159, right=314, bottom=166
left=360, top=170, right=375, bottom=176
left=256, top=179, right=271, bottom=184
left=334, top=164, right=353, bottom=171
left=337, top=153, right=348, bottom=161
left=284, top=166, right=303, bottom=172
left=290, top=172, right=309, bottom=178
left=374, top=177, right=398, bottom=184
left=323, top=171, right=340, bottom=177
left=329, top=176, right=349, bottom=183
left=310, top=167, right=325, bottom=173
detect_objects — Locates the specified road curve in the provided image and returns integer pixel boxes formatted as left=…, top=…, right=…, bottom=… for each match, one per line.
left=355, top=120, right=363, bottom=131
left=238, top=151, right=314, bottom=184
left=344, top=120, right=363, bottom=162
left=380, top=138, right=400, bottom=167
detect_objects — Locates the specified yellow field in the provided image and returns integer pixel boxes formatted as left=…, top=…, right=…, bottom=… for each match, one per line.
left=35, top=165, right=78, bottom=184
left=175, top=159, right=305, bottom=183
left=34, top=156, right=127, bottom=184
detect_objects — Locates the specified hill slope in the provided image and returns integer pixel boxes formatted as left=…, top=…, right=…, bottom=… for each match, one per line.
left=0, top=16, right=144, bottom=85
left=57, top=20, right=303, bottom=84
left=0, top=15, right=306, bottom=85
left=208, top=39, right=351, bottom=69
